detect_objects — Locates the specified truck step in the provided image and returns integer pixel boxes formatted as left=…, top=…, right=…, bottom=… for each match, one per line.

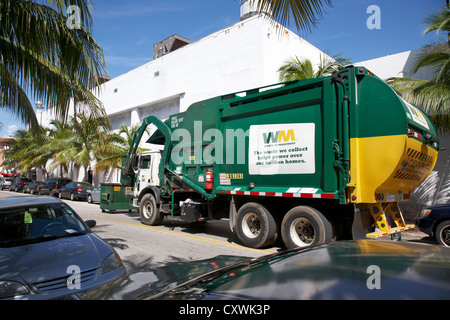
left=366, top=225, right=415, bottom=239
left=366, top=203, right=414, bottom=239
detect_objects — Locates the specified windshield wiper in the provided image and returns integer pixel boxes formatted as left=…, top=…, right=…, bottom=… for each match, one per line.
left=42, top=232, right=85, bottom=240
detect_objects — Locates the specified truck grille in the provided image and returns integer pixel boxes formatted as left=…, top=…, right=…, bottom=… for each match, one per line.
left=32, top=268, right=98, bottom=293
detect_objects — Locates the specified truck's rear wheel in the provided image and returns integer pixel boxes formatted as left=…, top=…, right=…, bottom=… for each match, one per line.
left=236, top=202, right=277, bottom=249
left=281, top=206, right=333, bottom=249
left=140, top=193, right=164, bottom=226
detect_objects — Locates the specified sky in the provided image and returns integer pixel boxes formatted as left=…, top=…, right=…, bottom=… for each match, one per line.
left=0, top=0, right=446, bottom=138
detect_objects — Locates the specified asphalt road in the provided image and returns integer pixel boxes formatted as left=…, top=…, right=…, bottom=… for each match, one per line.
left=0, top=190, right=435, bottom=274
left=0, top=190, right=278, bottom=273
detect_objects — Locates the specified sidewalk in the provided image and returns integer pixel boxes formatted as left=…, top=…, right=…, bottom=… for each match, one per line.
left=380, top=227, right=436, bottom=244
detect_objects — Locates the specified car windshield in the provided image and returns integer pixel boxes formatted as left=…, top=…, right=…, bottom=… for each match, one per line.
left=0, top=203, right=88, bottom=248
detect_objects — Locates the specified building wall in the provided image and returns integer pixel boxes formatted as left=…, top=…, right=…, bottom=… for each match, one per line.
left=96, top=15, right=330, bottom=119
left=356, top=49, right=436, bottom=81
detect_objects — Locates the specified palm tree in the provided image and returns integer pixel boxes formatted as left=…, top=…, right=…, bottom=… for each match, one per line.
left=1, top=127, right=50, bottom=176
left=53, top=112, right=110, bottom=182
left=95, top=124, right=150, bottom=172
left=278, top=52, right=349, bottom=81
left=0, top=0, right=107, bottom=130
left=387, top=5, right=449, bottom=131
left=2, top=130, right=30, bottom=173
left=247, top=0, right=332, bottom=32
left=44, top=119, right=75, bottom=177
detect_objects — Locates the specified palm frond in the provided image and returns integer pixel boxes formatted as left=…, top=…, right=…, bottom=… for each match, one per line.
left=247, top=0, right=332, bottom=32
left=0, top=0, right=107, bottom=128
left=423, top=5, right=450, bottom=36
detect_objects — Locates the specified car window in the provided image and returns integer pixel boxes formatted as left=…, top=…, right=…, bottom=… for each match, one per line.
left=77, top=183, right=93, bottom=188
left=0, top=203, right=88, bottom=247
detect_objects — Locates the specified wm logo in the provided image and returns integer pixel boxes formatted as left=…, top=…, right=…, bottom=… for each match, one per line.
left=263, top=129, right=296, bottom=144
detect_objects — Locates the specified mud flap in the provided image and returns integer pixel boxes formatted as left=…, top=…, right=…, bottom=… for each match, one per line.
left=352, top=204, right=374, bottom=240
left=229, top=196, right=237, bottom=232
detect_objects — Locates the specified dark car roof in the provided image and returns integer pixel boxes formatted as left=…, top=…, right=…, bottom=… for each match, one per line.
left=164, top=241, right=450, bottom=300
left=83, top=240, right=450, bottom=300
left=0, top=197, right=63, bottom=210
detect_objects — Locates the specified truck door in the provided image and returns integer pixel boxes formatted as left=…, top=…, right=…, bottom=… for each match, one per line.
left=135, top=154, right=153, bottom=194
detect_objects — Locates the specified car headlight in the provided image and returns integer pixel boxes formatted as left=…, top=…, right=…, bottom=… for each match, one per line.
left=420, top=209, right=432, bottom=219
left=101, top=252, right=123, bottom=274
left=0, top=281, right=29, bottom=299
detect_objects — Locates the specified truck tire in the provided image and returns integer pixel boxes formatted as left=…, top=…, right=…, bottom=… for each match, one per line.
left=140, top=193, right=164, bottom=226
left=235, top=202, right=277, bottom=249
left=281, top=206, right=333, bottom=249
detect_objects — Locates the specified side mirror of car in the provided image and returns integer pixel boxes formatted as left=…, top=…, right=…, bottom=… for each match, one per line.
left=85, top=220, right=97, bottom=229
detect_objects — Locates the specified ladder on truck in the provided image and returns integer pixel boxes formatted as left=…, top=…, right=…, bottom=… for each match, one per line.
left=366, top=203, right=415, bottom=239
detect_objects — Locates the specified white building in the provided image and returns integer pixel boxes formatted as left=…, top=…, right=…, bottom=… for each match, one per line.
left=357, top=48, right=436, bottom=81
left=100, top=17, right=332, bottom=132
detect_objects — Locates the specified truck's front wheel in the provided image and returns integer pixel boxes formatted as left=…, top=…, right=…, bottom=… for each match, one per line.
left=235, top=202, right=277, bottom=249
left=140, top=193, right=164, bottom=226
left=281, top=206, right=333, bottom=249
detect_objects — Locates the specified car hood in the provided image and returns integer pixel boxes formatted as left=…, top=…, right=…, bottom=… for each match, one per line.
left=0, top=234, right=111, bottom=284
left=82, top=255, right=250, bottom=300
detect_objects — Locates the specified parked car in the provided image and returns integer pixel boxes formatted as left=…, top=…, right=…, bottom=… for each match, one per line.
left=9, top=177, right=31, bottom=192
left=417, top=205, right=450, bottom=247
left=0, top=178, right=13, bottom=190
left=59, top=182, right=94, bottom=201
left=22, top=181, right=47, bottom=195
left=79, top=240, right=450, bottom=300
left=38, top=178, right=72, bottom=196
left=0, top=197, right=126, bottom=300
left=88, top=186, right=101, bottom=204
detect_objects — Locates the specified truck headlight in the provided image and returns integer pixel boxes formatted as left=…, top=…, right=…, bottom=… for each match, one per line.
left=0, top=280, right=29, bottom=299
left=101, top=252, right=123, bottom=274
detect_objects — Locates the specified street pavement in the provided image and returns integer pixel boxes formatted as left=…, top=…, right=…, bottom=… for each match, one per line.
left=0, top=190, right=276, bottom=273
left=0, top=190, right=439, bottom=273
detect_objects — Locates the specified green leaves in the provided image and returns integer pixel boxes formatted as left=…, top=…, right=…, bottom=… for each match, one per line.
left=278, top=52, right=349, bottom=81
left=387, top=5, right=450, bottom=132
left=0, top=0, right=106, bottom=129
left=249, top=0, right=332, bottom=33
left=2, top=112, right=112, bottom=180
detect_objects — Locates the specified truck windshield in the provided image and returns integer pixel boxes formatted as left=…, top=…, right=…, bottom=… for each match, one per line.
left=0, top=203, right=88, bottom=247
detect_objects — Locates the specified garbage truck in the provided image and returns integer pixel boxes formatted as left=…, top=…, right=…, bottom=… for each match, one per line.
left=101, top=66, right=440, bottom=249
